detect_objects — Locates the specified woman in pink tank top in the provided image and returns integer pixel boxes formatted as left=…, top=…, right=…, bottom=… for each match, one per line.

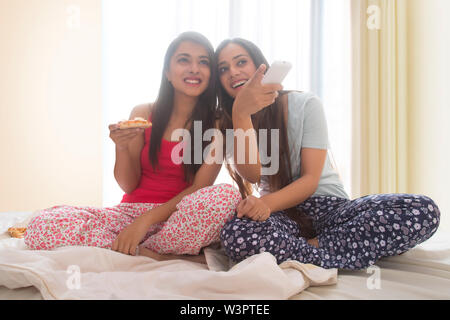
left=24, top=32, right=241, bottom=264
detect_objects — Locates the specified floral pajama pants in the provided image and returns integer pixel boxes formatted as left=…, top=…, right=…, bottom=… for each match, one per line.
left=24, top=184, right=242, bottom=255
left=220, top=194, right=441, bottom=270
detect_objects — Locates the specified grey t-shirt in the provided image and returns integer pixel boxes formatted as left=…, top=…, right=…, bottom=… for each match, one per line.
left=258, top=91, right=349, bottom=199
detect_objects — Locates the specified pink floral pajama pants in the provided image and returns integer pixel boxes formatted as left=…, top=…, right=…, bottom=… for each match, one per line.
left=24, top=184, right=242, bottom=255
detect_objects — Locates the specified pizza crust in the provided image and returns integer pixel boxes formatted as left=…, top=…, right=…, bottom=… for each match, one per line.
left=119, top=117, right=152, bottom=129
left=8, top=227, right=27, bottom=239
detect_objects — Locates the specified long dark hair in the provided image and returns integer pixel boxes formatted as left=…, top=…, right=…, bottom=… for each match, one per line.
left=149, top=31, right=217, bottom=183
left=215, top=38, right=316, bottom=239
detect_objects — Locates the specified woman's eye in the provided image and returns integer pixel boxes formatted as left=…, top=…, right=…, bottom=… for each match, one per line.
left=200, top=59, right=210, bottom=66
left=237, top=59, right=247, bottom=66
left=178, top=57, right=189, bottom=63
left=218, top=66, right=228, bottom=74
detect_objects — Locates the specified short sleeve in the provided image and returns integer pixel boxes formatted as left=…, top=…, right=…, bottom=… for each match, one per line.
left=302, top=96, right=329, bottom=150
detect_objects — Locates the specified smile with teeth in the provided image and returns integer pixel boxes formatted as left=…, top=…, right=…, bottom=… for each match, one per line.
left=185, top=78, right=201, bottom=84
left=232, top=80, right=247, bottom=89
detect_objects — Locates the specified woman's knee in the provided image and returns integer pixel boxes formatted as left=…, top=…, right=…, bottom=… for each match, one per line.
left=179, top=183, right=242, bottom=221
left=24, top=214, right=55, bottom=250
left=183, top=183, right=241, bottom=205
left=156, top=185, right=241, bottom=252
left=220, top=216, right=244, bottom=246
left=220, top=216, right=287, bottom=262
left=386, top=194, right=441, bottom=244
left=414, top=195, right=441, bottom=232
left=371, top=194, right=440, bottom=225
left=209, top=183, right=242, bottom=207
left=220, top=217, right=255, bottom=260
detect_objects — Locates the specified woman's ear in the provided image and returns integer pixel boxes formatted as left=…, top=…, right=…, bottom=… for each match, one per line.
left=165, top=71, right=171, bottom=83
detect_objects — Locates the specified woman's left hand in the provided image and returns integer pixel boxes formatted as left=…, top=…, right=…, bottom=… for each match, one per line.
left=236, top=195, right=271, bottom=222
left=112, top=217, right=150, bottom=256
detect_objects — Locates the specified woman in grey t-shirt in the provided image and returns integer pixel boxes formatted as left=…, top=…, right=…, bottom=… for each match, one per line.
left=215, top=38, right=440, bottom=270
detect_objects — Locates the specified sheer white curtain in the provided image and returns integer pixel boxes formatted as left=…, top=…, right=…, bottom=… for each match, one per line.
left=321, top=0, right=351, bottom=198
left=102, top=0, right=351, bottom=206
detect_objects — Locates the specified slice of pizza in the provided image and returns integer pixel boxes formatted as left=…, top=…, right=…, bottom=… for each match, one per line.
left=8, top=227, right=27, bottom=239
left=119, top=117, right=152, bottom=129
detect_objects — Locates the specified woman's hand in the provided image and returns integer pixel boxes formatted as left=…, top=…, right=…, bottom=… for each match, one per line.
left=232, top=65, right=283, bottom=119
left=236, top=195, right=272, bottom=222
left=109, top=123, right=144, bottom=151
left=111, top=216, right=150, bottom=256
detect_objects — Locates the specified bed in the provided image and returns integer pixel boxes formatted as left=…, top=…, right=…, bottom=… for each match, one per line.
left=1, top=211, right=449, bottom=300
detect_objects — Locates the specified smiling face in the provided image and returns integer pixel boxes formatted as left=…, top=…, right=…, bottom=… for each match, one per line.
left=166, top=41, right=211, bottom=99
left=217, top=43, right=257, bottom=98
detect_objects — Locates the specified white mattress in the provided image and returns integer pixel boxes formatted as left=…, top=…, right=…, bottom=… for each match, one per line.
left=1, top=211, right=449, bottom=300
left=0, top=212, right=42, bottom=299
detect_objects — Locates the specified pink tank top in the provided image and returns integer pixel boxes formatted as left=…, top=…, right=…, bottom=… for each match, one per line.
left=121, top=120, right=191, bottom=204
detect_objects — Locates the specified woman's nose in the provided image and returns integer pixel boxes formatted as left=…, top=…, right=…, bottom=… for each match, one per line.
left=189, top=62, right=200, bottom=74
left=229, top=65, right=240, bottom=77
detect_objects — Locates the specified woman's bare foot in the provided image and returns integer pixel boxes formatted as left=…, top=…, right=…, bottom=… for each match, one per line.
left=138, top=246, right=207, bottom=264
left=307, top=238, right=319, bottom=248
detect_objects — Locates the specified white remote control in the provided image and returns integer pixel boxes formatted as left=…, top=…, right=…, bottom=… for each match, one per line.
left=261, top=60, right=292, bottom=84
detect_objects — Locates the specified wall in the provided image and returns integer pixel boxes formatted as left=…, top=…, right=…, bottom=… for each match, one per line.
left=0, top=0, right=102, bottom=211
left=407, top=0, right=450, bottom=231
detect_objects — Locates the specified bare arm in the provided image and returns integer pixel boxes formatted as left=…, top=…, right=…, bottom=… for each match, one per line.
left=111, top=104, right=150, bottom=193
left=230, top=65, right=282, bottom=184
left=231, top=113, right=261, bottom=184
left=261, top=148, right=327, bottom=212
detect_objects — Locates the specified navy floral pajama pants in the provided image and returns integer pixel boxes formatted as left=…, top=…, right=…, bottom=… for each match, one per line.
left=220, top=194, right=441, bottom=270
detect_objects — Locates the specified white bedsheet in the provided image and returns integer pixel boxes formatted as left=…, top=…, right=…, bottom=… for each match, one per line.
left=0, top=211, right=336, bottom=300
left=294, top=230, right=450, bottom=300
left=1, top=211, right=449, bottom=300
